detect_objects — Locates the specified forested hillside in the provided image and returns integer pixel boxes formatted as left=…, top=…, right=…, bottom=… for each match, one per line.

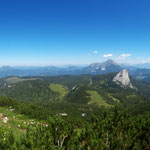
left=0, top=97, right=150, bottom=150
left=0, top=73, right=150, bottom=149
left=0, top=73, right=150, bottom=107
left=0, top=73, right=150, bottom=118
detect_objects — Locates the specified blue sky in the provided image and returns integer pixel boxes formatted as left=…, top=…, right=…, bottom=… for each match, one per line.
left=0, top=0, right=150, bottom=66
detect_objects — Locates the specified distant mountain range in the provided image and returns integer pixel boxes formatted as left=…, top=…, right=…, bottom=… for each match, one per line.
left=132, top=63, right=150, bottom=69
left=0, top=59, right=122, bottom=77
left=1, top=59, right=150, bottom=82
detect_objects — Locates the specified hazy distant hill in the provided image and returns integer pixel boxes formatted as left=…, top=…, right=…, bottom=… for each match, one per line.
left=1, top=60, right=150, bottom=83
left=130, top=68, right=150, bottom=82
left=0, top=59, right=122, bottom=77
left=132, top=63, right=150, bottom=69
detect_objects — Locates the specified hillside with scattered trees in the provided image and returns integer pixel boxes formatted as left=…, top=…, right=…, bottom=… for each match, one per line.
left=0, top=73, right=150, bottom=149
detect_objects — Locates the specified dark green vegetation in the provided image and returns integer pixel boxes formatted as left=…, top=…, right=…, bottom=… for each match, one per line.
left=0, top=73, right=150, bottom=106
left=0, top=97, right=150, bottom=150
left=0, top=73, right=150, bottom=149
left=0, top=74, right=150, bottom=116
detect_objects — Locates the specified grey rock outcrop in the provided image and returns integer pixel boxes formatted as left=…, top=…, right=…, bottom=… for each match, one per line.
left=113, top=69, right=133, bottom=88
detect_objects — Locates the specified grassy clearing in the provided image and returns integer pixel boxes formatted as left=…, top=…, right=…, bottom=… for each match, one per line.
left=86, top=90, right=111, bottom=108
left=5, top=77, right=37, bottom=84
left=50, top=83, right=68, bottom=101
left=108, top=94, right=120, bottom=103
left=136, top=76, right=145, bottom=80
left=89, top=78, right=92, bottom=86
left=100, top=80, right=105, bottom=85
left=126, top=94, right=138, bottom=99
left=0, top=106, right=40, bottom=137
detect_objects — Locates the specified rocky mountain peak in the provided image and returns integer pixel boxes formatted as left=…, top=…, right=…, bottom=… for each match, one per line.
left=0, top=66, right=14, bottom=71
left=105, top=59, right=116, bottom=64
left=88, top=59, right=121, bottom=73
left=113, top=69, right=133, bottom=88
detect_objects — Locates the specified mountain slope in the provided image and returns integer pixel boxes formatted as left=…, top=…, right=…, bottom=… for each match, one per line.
left=0, top=78, right=59, bottom=102
left=82, top=59, right=121, bottom=75
left=0, top=70, right=150, bottom=108
left=0, top=97, right=150, bottom=149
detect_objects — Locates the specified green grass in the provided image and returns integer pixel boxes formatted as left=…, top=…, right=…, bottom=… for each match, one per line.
left=5, top=77, right=37, bottom=84
left=86, top=90, right=111, bottom=108
left=89, top=78, right=92, bottom=86
left=100, top=80, right=105, bottom=85
left=126, top=94, right=138, bottom=99
left=50, top=83, right=68, bottom=101
left=108, top=94, right=120, bottom=103
left=0, top=106, right=40, bottom=137
left=136, top=76, right=145, bottom=80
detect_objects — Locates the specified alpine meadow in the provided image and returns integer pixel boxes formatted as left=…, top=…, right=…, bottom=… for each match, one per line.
left=0, top=0, right=150, bottom=150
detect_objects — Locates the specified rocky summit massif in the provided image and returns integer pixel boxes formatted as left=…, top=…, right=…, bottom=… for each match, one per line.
left=113, top=69, right=133, bottom=88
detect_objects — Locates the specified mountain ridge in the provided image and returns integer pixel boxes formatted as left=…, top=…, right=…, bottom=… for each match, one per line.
left=1, top=59, right=150, bottom=83
left=0, top=59, right=121, bottom=77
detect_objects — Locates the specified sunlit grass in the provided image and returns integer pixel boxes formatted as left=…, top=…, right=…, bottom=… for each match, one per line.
left=50, top=83, right=68, bottom=101
left=86, top=90, right=111, bottom=108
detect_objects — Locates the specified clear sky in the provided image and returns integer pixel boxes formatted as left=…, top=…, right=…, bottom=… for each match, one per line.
left=0, top=0, right=150, bottom=66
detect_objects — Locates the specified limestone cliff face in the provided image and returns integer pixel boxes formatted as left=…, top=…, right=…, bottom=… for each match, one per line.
left=113, top=69, right=133, bottom=88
